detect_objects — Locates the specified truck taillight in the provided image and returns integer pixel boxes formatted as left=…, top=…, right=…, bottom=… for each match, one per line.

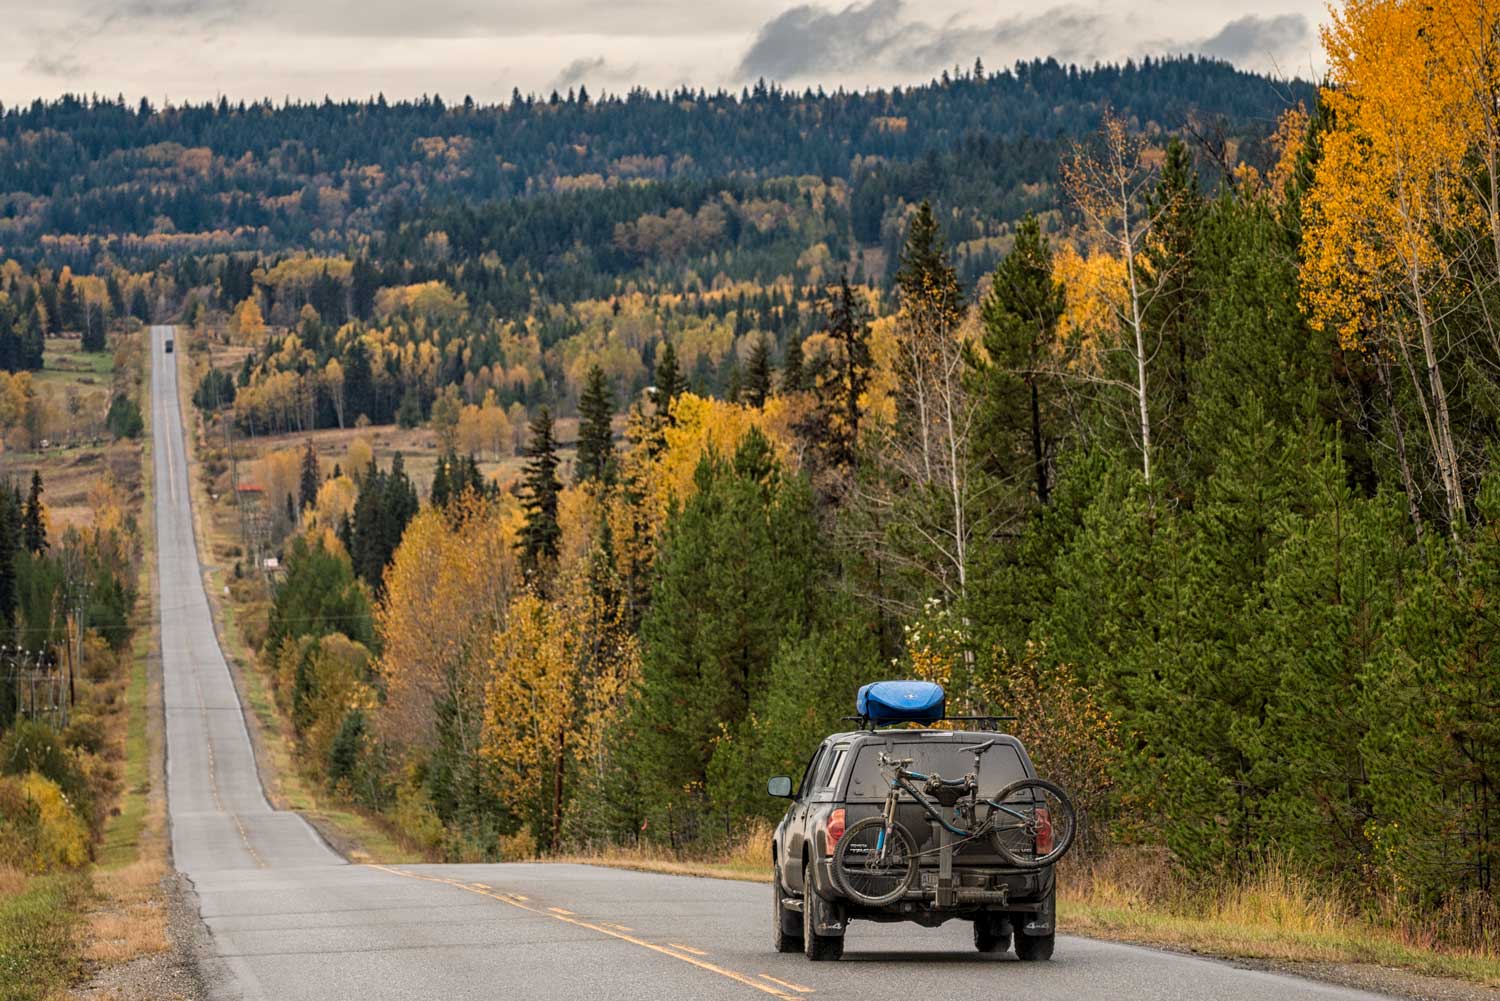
left=1034, top=807, right=1053, bottom=856
left=824, top=809, right=846, bottom=852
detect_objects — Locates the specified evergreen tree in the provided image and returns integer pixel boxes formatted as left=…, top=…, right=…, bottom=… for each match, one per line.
left=814, top=277, right=872, bottom=471
left=629, top=428, right=821, bottom=835
left=21, top=472, right=46, bottom=555
left=298, top=441, right=320, bottom=511
left=973, top=214, right=1064, bottom=504
left=655, top=341, right=684, bottom=420
left=781, top=336, right=805, bottom=394
left=518, top=407, right=562, bottom=581
left=267, top=534, right=375, bottom=652
left=744, top=337, right=773, bottom=407
left=575, top=364, right=617, bottom=485
left=349, top=455, right=419, bottom=595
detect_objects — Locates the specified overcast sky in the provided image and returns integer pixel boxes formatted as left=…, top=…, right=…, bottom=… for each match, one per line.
left=0, top=0, right=1327, bottom=106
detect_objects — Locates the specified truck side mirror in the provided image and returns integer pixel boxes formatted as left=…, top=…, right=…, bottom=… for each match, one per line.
left=767, top=776, right=793, bottom=798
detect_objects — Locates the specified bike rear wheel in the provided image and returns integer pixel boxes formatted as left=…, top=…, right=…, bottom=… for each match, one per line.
left=986, top=778, right=1075, bottom=868
left=832, top=816, right=918, bottom=906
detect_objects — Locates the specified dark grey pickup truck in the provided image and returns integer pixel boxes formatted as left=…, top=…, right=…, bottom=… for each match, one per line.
left=768, top=726, right=1058, bottom=962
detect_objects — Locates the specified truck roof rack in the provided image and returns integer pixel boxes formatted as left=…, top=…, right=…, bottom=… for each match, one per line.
left=840, top=714, right=1018, bottom=733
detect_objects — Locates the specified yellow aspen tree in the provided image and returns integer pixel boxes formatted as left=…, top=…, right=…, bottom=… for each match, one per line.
left=376, top=494, right=518, bottom=752
left=1305, top=0, right=1474, bottom=525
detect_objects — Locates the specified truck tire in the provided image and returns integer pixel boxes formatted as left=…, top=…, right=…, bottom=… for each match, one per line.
left=973, top=914, right=1011, bottom=954
left=802, top=862, right=844, bottom=961
left=772, top=862, right=802, bottom=953
left=1014, top=929, right=1055, bottom=962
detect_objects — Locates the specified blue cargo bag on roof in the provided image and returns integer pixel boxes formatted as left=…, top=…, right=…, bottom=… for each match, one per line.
left=857, top=680, right=946, bottom=725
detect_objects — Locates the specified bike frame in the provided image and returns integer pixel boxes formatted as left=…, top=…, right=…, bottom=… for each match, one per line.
left=872, top=764, right=1032, bottom=859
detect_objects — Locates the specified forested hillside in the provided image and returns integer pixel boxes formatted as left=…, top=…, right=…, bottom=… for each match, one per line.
left=0, top=10, right=1495, bottom=970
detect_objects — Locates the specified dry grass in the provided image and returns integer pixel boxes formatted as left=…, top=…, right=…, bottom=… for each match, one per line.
left=553, top=819, right=775, bottom=883
left=1060, top=849, right=1500, bottom=986
left=0, top=866, right=27, bottom=897
left=81, top=868, right=170, bottom=965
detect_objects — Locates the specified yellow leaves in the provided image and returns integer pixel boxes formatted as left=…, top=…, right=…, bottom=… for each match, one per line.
left=479, top=560, right=640, bottom=846
left=311, top=475, right=357, bottom=535
left=1302, top=0, right=1486, bottom=349
left=1, top=773, right=90, bottom=871
left=374, top=282, right=467, bottom=322
left=455, top=398, right=513, bottom=460
left=231, top=297, right=266, bottom=340
left=345, top=435, right=373, bottom=476
left=376, top=495, right=518, bottom=748
left=1053, top=242, right=1129, bottom=370
left=1267, top=105, right=1310, bottom=200
left=647, top=392, right=794, bottom=518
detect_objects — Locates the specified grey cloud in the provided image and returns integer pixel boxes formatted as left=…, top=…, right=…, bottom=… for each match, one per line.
left=549, top=56, right=642, bottom=93
left=737, top=1, right=1118, bottom=83
left=552, top=57, right=607, bottom=91
left=24, top=49, right=86, bottom=79
left=29, top=0, right=250, bottom=82
left=737, top=0, right=906, bottom=81
left=1195, top=14, right=1309, bottom=64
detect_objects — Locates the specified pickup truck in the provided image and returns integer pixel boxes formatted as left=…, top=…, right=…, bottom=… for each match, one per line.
left=768, top=724, right=1057, bottom=961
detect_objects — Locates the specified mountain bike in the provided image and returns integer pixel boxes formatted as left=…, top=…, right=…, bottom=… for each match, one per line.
left=831, top=745, right=1075, bottom=907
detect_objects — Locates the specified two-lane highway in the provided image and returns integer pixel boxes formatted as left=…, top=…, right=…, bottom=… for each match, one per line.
left=151, top=325, right=1396, bottom=1000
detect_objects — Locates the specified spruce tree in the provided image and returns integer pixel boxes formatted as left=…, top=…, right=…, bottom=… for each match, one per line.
left=629, top=428, right=821, bottom=831
left=21, top=472, right=45, bottom=555
left=576, top=364, right=617, bottom=485
left=655, top=341, right=684, bottom=420
left=781, top=336, right=805, bottom=394
left=744, top=337, right=773, bottom=408
left=298, top=441, right=320, bottom=511
left=975, top=214, right=1064, bottom=504
left=816, top=277, right=872, bottom=470
left=518, top=407, right=562, bottom=580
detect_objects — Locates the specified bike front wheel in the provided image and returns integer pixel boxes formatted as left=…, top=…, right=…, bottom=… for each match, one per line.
left=986, top=778, right=1076, bottom=868
left=832, top=816, right=918, bottom=906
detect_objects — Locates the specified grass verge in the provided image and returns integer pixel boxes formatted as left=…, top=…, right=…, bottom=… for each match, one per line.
left=0, top=872, right=89, bottom=1001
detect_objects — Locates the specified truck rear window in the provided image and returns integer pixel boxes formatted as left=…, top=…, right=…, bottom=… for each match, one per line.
left=845, top=738, right=1027, bottom=801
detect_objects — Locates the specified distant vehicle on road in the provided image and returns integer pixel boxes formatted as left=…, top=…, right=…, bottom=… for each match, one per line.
left=768, top=681, right=1074, bottom=962
left=164, top=335, right=174, bottom=353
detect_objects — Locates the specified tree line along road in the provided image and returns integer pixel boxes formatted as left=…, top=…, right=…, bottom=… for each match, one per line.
left=150, top=325, right=1396, bottom=1001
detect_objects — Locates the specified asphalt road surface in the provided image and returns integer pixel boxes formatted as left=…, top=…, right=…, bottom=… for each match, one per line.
left=151, top=325, right=1395, bottom=1001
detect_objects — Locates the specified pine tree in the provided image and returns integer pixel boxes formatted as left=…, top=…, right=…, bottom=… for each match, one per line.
left=781, top=336, right=805, bottom=394
left=21, top=471, right=46, bottom=555
left=575, top=364, right=617, bottom=485
left=655, top=342, right=684, bottom=420
left=298, top=441, right=320, bottom=511
left=974, top=214, right=1064, bottom=504
left=815, top=277, right=872, bottom=470
left=518, top=407, right=563, bottom=581
left=629, top=428, right=821, bottom=833
left=744, top=337, right=773, bottom=408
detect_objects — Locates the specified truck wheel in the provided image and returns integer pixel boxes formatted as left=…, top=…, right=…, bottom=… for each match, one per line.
left=1014, top=929, right=1054, bottom=962
left=973, top=915, right=1011, bottom=954
left=772, top=862, right=802, bottom=953
left=802, top=862, right=844, bottom=961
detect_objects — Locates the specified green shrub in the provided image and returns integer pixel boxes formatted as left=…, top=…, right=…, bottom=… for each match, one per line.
left=0, top=722, right=93, bottom=829
left=105, top=394, right=143, bottom=439
left=0, top=774, right=90, bottom=872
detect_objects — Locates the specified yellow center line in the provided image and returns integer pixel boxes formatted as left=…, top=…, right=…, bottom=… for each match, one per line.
left=759, top=974, right=816, bottom=994
left=669, top=943, right=708, bottom=956
left=608, top=923, right=635, bottom=932
left=549, top=906, right=575, bottom=915
left=365, top=865, right=801, bottom=1000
